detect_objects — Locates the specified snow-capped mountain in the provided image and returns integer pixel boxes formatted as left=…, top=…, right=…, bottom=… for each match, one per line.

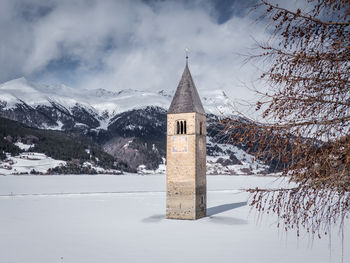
left=0, top=77, right=272, bottom=175
left=0, top=77, right=236, bottom=130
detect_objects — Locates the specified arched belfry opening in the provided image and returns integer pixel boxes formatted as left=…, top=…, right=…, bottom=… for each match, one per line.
left=166, top=60, right=207, bottom=220
left=176, top=120, right=187, bottom=134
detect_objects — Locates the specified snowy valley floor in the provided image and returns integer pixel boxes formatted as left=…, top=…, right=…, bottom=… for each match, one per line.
left=0, top=175, right=349, bottom=263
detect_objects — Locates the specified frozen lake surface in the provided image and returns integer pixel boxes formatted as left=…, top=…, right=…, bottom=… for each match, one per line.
left=0, top=174, right=348, bottom=263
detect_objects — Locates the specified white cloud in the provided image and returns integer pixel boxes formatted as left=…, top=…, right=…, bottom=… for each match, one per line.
left=0, top=0, right=271, bottom=106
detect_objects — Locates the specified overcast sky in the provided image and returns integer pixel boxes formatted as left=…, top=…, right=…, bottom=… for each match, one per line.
left=0, top=0, right=301, bottom=104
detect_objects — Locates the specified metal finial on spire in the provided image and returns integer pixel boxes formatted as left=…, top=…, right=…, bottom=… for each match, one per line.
left=185, top=48, right=189, bottom=64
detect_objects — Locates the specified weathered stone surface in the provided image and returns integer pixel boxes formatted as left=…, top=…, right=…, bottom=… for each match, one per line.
left=166, top=112, right=206, bottom=219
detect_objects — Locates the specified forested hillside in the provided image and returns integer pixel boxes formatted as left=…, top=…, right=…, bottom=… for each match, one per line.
left=0, top=117, right=128, bottom=172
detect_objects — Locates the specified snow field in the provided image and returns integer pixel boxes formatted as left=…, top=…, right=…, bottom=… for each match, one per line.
left=0, top=152, right=66, bottom=175
left=0, top=175, right=348, bottom=263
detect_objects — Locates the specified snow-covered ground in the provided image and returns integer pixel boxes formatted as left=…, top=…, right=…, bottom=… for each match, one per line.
left=0, top=148, right=266, bottom=175
left=0, top=175, right=348, bottom=263
left=13, top=142, right=34, bottom=151
left=0, top=152, right=121, bottom=175
left=0, top=152, right=66, bottom=175
left=206, top=137, right=269, bottom=175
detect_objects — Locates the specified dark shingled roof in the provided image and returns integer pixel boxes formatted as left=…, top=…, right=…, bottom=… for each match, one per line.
left=168, top=64, right=205, bottom=114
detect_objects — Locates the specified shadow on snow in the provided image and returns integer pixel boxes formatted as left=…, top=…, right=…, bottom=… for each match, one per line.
left=207, top=201, right=247, bottom=216
left=142, top=201, right=248, bottom=225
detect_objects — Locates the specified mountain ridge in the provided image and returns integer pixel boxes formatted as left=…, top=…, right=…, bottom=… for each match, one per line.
left=0, top=77, right=237, bottom=129
left=0, top=77, right=272, bottom=175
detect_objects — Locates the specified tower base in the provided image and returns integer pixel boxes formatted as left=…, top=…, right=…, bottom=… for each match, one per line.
left=166, top=183, right=206, bottom=220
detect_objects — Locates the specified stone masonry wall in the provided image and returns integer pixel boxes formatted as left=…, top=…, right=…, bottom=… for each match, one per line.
left=166, top=112, right=206, bottom=220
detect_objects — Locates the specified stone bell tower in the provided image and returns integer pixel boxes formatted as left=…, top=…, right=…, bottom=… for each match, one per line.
left=166, top=59, right=206, bottom=220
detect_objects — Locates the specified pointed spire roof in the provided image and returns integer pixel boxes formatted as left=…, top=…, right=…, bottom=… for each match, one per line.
left=168, top=64, right=205, bottom=115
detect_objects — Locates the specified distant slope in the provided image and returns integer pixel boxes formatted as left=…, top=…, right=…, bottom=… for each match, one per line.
left=0, top=117, right=127, bottom=171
